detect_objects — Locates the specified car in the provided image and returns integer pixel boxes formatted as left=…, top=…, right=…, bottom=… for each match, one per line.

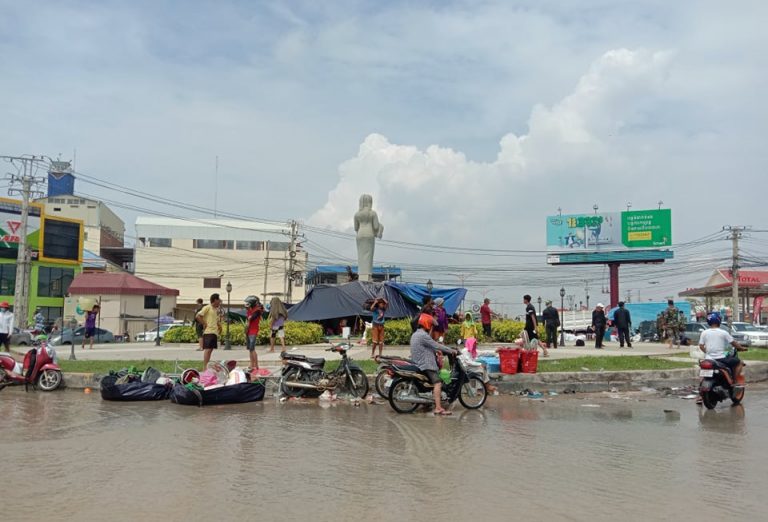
left=49, top=327, right=115, bottom=346
left=10, top=327, right=33, bottom=346
left=135, top=323, right=185, bottom=342
left=730, top=322, right=768, bottom=347
left=683, top=322, right=751, bottom=347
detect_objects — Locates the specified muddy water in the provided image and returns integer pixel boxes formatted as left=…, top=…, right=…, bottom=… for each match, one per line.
left=2, top=389, right=767, bottom=521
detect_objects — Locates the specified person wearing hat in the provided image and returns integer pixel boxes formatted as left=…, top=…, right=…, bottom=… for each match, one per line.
left=410, top=312, right=457, bottom=416
left=244, top=296, right=264, bottom=370
left=613, top=301, right=632, bottom=348
left=432, top=297, right=449, bottom=341
left=542, top=300, right=560, bottom=348
left=0, top=302, right=13, bottom=351
left=591, top=303, right=608, bottom=349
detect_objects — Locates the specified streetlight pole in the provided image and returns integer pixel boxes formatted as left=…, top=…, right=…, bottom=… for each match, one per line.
left=537, top=296, right=542, bottom=315
left=426, top=279, right=433, bottom=299
left=154, top=296, right=162, bottom=346
left=225, top=281, right=232, bottom=350
left=559, top=287, right=566, bottom=347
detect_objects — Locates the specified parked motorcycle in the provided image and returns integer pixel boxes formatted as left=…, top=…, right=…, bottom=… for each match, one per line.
left=698, top=356, right=745, bottom=409
left=280, top=342, right=369, bottom=398
left=374, top=354, right=414, bottom=397
left=387, top=353, right=487, bottom=414
left=0, top=342, right=62, bottom=392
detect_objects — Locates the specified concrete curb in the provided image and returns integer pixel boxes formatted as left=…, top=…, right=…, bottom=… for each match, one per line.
left=60, top=361, right=768, bottom=393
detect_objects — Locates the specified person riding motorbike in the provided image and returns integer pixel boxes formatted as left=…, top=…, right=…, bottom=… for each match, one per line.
left=699, top=312, right=746, bottom=381
left=409, top=313, right=457, bottom=416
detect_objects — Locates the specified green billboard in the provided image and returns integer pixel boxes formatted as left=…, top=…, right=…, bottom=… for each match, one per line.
left=621, top=209, right=671, bottom=248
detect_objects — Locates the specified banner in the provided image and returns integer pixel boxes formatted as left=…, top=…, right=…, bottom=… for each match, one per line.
left=546, top=208, right=671, bottom=252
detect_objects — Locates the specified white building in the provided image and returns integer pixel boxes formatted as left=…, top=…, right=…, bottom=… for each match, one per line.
left=133, top=217, right=306, bottom=317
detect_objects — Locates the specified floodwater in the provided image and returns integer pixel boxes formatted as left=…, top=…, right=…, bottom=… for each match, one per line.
left=2, top=388, right=767, bottom=522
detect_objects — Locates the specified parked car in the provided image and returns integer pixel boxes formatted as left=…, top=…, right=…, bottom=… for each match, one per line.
left=730, top=322, right=768, bottom=347
left=10, top=327, right=33, bottom=346
left=683, top=322, right=751, bottom=347
left=49, top=327, right=115, bottom=346
left=135, top=323, right=185, bottom=342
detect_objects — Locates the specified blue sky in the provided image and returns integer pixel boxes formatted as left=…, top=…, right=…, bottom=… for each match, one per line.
left=1, top=0, right=766, bottom=305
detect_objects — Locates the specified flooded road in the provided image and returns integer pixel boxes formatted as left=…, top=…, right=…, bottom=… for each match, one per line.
left=2, top=389, right=767, bottom=521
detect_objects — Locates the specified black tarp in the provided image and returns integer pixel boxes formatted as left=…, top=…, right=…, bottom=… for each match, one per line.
left=169, top=382, right=266, bottom=406
left=100, top=375, right=172, bottom=401
left=288, top=281, right=418, bottom=322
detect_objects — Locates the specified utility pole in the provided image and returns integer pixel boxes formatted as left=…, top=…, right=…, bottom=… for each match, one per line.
left=262, top=242, right=270, bottom=304
left=450, top=272, right=475, bottom=313
left=286, top=220, right=300, bottom=303
left=724, top=226, right=749, bottom=324
left=584, top=280, right=590, bottom=309
left=3, top=155, right=47, bottom=329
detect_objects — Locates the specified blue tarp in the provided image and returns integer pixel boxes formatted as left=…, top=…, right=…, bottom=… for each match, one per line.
left=288, top=281, right=417, bottom=322
left=386, top=282, right=467, bottom=316
left=607, top=301, right=692, bottom=327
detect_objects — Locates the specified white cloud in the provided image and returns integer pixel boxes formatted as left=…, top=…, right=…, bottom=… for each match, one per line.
left=309, top=49, right=674, bottom=249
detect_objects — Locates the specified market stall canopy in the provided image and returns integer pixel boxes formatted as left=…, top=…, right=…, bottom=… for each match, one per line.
left=288, top=281, right=417, bottom=322
left=387, top=282, right=467, bottom=316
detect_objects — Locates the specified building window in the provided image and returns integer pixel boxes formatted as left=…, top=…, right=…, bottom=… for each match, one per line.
left=194, top=239, right=234, bottom=249
left=0, top=264, right=16, bottom=295
left=235, top=240, right=264, bottom=251
left=203, top=277, right=221, bottom=288
left=148, top=238, right=172, bottom=247
left=37, top=267, right=75, bottom=297
left=267, top=241, right=290, bottom=251
left=144, top=295, right=160, bottom=309
left=36, top=306, right=62, bottom=326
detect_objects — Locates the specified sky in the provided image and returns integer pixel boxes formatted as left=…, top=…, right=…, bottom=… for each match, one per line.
left=1, top=0, right=767, bottom=312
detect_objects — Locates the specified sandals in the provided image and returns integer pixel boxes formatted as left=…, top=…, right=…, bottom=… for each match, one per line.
left=433, top=409, right=453, bottom=416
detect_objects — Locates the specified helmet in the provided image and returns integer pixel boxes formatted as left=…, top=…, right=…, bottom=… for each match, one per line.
left=418, top=313, right=435, bottom=330
left=244, top=295, right=260, bottom=307
left=0, top=301, right=9, bottom=309
left=707, top=312, right=722, bottom=326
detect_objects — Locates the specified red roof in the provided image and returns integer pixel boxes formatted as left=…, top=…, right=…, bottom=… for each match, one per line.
left=68, top=272, right=179, bottom=296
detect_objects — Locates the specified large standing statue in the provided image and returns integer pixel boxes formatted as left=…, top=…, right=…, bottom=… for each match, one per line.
left=354, top=194, right=383, bottom=282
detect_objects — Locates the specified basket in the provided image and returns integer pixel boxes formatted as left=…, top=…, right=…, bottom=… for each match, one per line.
left=520, top=350, right=539, bottom=374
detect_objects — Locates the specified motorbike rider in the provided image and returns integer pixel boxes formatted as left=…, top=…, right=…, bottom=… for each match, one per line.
left=699, top=312, right=746, bottom=381
left=410, top=313, right=457, bottom=416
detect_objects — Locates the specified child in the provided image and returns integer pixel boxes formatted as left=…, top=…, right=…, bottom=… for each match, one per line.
left=370, top=298, right=387, bottom=358
left=460, top=312, right=480, bottom=358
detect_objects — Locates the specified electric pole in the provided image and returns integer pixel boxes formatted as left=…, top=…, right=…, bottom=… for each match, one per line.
left=724, top=226, right=749, bottom=324
left=584, top=280, right=590, bottom=309
left=3, top=155, right=47, bottom=329
left=286, top=220, right=300, bottom=303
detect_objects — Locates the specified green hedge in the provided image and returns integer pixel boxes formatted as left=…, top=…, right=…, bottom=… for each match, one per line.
left=380, top=319, right=528, bottom=345
left=162, top=321, right=324, bottom=346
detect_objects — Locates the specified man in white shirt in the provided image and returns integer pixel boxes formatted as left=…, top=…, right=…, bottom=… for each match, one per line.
left=0, top=301, right=14, bottom=351
left=699, top=312, right=746, bottom=380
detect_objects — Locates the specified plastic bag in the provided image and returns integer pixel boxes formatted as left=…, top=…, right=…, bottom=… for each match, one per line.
left=199, top=369, right=218, bottom=387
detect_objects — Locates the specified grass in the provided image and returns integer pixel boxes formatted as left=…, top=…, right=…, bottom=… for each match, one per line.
left=536, top=356, right=694, bottom=373
left=740, top=348, right=768, bottom=361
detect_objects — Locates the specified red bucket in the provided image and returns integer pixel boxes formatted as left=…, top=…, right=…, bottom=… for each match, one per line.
left=520, top=350, right=539, bottom=374
left=497, top=348, right=521, bottom=375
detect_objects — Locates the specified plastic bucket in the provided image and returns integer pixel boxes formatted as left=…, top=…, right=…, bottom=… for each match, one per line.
left=520, top=350, right=539, bottom=374
left=497, top=348, right=521, bottom=374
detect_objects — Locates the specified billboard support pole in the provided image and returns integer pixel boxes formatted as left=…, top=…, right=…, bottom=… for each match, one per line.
left=609, top=263, right=620, bottom=310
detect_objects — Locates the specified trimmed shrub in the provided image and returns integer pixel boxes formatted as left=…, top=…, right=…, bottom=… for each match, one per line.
left=163, top=321, right=323, bottom=346
left=490, top=320, right=525, bottom=342
left=383, top=319, right=413, bottom=346
left=163, top=326, right=197, bottom=343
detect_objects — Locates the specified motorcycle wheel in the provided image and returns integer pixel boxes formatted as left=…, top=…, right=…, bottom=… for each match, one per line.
left=701, top=390, right=718, bottom=410
left=374, top=368, right=390, bottom=397
left=388, top=378, right=419, bottom=414
left=280, top=367, right=306, bottom=398
left=458, top=376, right=487, bottom=409
left=38, top=370, right=62, bottom=391
left=347, top=368, right=369, bottom=398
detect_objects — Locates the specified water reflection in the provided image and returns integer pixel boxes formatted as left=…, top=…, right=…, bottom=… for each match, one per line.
left=1, top=389, right=767, bottom=521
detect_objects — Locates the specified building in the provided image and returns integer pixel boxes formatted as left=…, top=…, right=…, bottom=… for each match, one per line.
left=36, top=161, right=130, bottom=270
left=680, top=268, right=768, bottom=323
left=305, top=265, right=401, bottom=289
left=133, top=217, right=306, bottom=316
left=65, top=272, right=179, bottom=339
left=0, top=196, right=84, bottom=327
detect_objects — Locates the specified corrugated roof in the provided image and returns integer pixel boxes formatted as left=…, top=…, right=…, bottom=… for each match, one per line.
left=68, top=272, right=179, bottom=296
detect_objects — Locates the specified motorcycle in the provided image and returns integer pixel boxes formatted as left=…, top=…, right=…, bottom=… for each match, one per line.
left=387, top=353, right=487, bottom=414
left=373, top=354, right=414, bottom=397
left=0, top=342, right=62, bottom=392
left=279, top=342, right=369, bottom=399
left=698, top=356, right=745, bottom=409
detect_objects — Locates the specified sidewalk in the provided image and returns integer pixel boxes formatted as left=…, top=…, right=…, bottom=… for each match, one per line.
left=28, top=340, right=684, bottom=368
